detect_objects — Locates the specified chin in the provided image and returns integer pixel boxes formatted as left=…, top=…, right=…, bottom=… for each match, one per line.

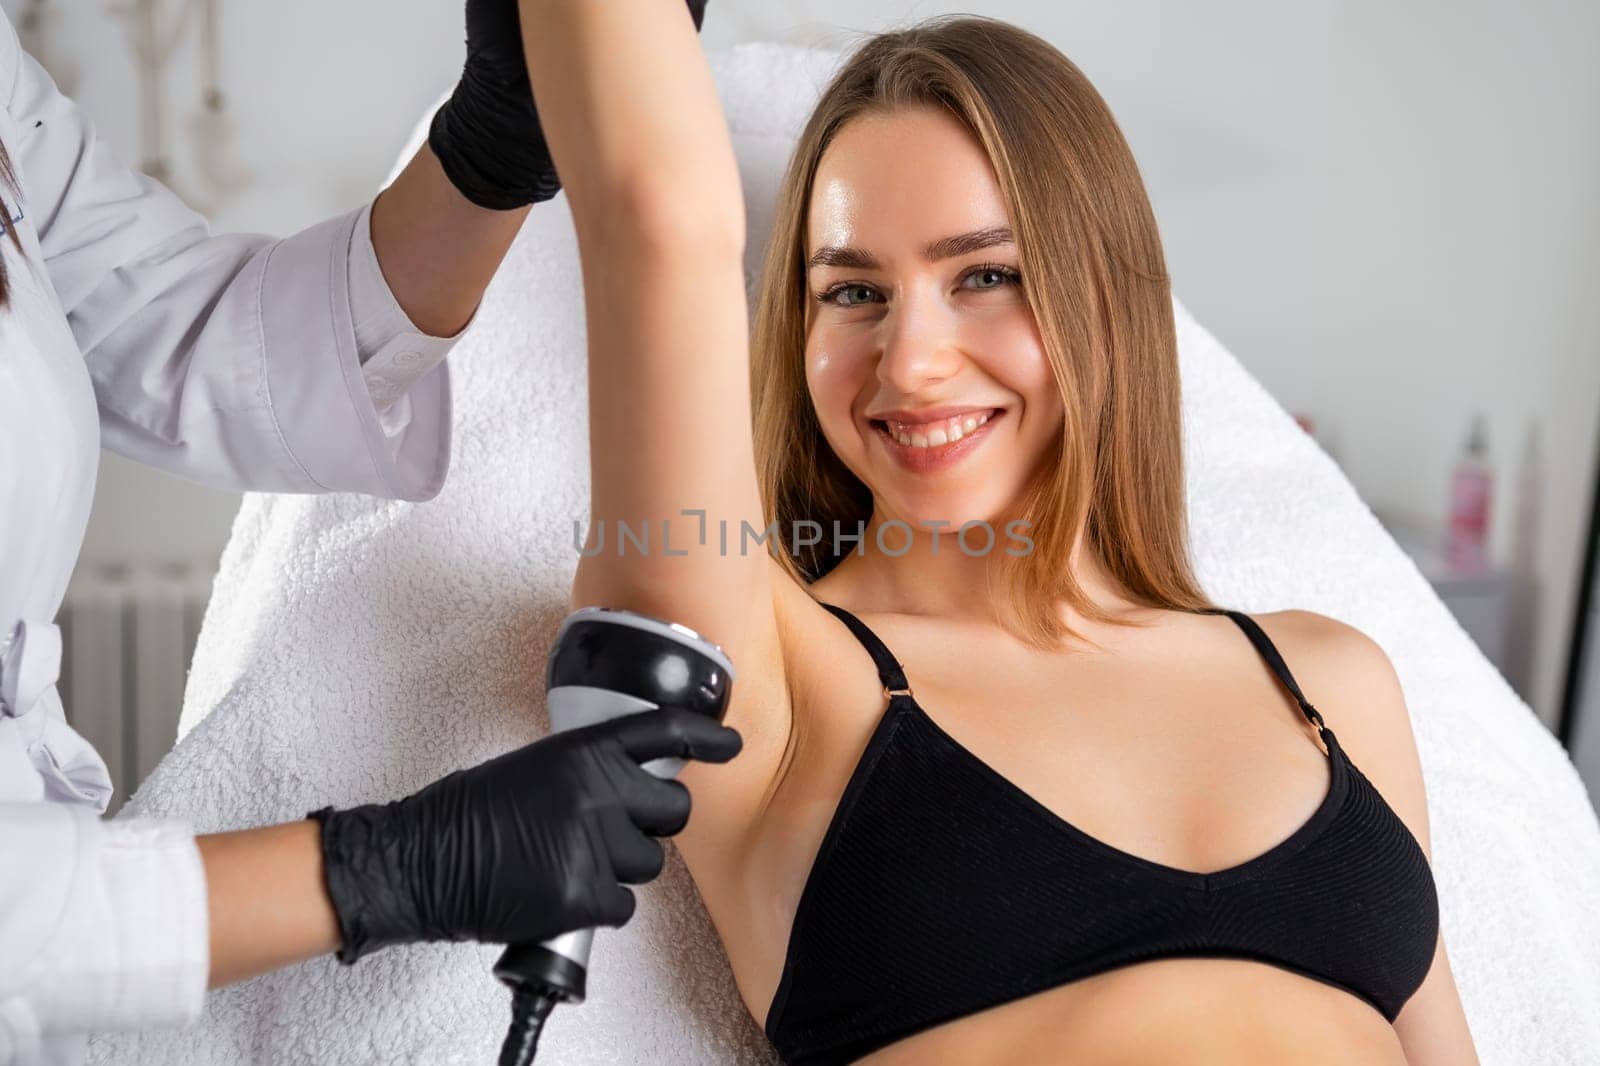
left=878, top=494, right=1018, bottom=541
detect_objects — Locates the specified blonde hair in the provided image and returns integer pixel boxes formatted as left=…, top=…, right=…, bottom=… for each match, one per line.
left=750, top=14, right=1218, bottom=648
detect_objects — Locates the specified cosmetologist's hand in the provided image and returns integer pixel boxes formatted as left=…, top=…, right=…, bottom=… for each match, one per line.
left=429, top=0, right=710, bottom=209
left=309, top=706, right=741, bottom=963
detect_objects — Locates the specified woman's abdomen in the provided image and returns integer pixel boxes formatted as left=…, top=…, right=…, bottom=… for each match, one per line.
left=855, top=955, right=1408, bottom=1066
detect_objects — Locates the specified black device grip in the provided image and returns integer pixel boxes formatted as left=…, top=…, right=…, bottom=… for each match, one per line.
left=493, top=608, right=733, bottom=1057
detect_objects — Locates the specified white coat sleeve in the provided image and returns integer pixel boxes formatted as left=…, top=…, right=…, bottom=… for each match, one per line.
left=5, top=44, right=456, bottom=500
left=0, top=804, right=209, bottom=1054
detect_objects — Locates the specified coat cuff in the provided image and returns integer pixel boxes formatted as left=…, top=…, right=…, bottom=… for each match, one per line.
left=26, top=808, right=209, bottom=1035
left=346, top=200, right=466, bottom=438
left=260, top=207, right=452, bottom=501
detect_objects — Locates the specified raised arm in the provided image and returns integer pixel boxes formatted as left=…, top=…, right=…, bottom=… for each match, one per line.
left=518, top=3, right=795, bottom=867
left=520, top=0, right=767, bottom=661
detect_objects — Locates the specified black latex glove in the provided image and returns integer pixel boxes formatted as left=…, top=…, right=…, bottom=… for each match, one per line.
left=308, top=706, right=741, bottom=964
left=430, top=0, right=710, bottom=210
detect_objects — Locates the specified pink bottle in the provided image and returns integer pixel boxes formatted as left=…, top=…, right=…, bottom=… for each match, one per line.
left=1446, top=413, right=1493, bottom=573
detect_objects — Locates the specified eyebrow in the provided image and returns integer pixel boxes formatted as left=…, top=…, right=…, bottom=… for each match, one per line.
left=806, top=225, right=1015, bottom=271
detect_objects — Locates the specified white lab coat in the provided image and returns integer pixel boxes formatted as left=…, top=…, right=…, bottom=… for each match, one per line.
left=0, top=11, right=460, bottom=1064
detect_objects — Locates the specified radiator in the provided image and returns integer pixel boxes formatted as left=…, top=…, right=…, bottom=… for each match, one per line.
left=58, top=564, right=215, bottom=813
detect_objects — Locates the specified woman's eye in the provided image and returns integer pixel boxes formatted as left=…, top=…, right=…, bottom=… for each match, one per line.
left=814, top=283, right=880, bottom=307
left=963, top=265, right=1023, bottom=290
left=812, top=265, right=1021, bottom=308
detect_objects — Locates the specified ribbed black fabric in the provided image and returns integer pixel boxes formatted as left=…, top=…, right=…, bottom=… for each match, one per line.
left=764, top=604, right=1439, bottom=1066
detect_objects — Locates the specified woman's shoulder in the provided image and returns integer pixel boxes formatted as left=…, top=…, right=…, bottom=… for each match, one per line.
left=1254, top=608, right=1428, bottom=817
left=1244, top=608, right=1405, bottom=722
left=1251, top=608, right=1398, bottom=688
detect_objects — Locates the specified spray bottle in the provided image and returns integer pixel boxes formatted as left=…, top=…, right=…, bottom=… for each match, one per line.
left=1446, top=411, right=1494, bottom=573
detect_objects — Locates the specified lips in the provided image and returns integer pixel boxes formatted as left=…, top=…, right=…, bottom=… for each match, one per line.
left=869, top=408, right=1005, bottom=475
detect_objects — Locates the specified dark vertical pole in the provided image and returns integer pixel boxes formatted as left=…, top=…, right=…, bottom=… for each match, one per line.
left=1557, top=414, right=1600, bottom=746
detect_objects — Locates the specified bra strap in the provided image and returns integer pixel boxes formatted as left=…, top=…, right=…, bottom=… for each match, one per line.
left=1201, top=607, right=1327, bottom=734
left=818, top=603, right=914, bottom=697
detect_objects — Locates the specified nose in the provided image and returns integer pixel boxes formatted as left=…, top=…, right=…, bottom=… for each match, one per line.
left=875, top=289, right=965, bottom=394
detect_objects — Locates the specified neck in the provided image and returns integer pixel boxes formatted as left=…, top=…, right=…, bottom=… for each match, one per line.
left=816, top=508, right=1143, bottom=629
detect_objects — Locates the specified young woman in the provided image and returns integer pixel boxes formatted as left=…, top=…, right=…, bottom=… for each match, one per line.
left=520, top=3, right=1479, bottom=1063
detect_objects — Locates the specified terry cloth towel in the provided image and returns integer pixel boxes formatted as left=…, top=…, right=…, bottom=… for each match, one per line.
left=89, top=40, right=1600, bottom=1066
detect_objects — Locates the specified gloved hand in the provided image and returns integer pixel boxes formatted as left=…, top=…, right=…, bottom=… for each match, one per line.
left=430, top=0, right=710, bottom=210
left=308, top=706, right=741, bottom=963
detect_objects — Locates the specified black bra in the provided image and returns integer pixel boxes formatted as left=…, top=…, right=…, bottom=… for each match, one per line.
left=763, top=603, right=1439, bottom=1065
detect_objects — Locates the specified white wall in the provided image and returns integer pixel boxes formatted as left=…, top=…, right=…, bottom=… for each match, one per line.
left=7, top=0, right=1597, bottom=727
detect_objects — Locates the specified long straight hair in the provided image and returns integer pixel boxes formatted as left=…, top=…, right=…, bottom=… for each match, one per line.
left=749, top=14, right=1217, bottom=649
left=0, top=141, right=19, bottom=307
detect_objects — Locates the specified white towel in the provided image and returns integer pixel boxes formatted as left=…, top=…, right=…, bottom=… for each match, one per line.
left=89, top=40, right=1600, bottom=1066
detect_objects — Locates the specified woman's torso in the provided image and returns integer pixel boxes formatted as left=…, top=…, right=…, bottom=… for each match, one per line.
left=678, top=576, right=1415, bottom=1065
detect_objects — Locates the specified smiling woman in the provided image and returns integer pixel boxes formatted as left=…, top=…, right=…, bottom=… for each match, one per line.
left=786, top=105, right=1071, bottom=579
left=750, top=32, right=1184, bottom=644
left=524, top=6, right=1476, bottom=1065
left=808, top=221, right=1026, bottom=474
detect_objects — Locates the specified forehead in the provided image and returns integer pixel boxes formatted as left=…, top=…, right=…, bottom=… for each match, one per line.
left=807, top=105, right=1009, bottom=257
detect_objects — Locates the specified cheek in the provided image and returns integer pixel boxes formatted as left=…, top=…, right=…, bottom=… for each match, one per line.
left=976, top=309, right=1057, bottom=409
left=805, top=331, right=870, bottom=426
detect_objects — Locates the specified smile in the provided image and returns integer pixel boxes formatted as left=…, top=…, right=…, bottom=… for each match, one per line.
left=870, top=408, right=1005, bottom=474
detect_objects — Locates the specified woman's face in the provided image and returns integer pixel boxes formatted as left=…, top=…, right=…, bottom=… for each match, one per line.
left=804, top=105, right=1064, bottom=533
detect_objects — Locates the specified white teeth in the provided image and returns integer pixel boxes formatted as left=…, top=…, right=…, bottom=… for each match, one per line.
left=887, top=409, right=993, bottom=448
